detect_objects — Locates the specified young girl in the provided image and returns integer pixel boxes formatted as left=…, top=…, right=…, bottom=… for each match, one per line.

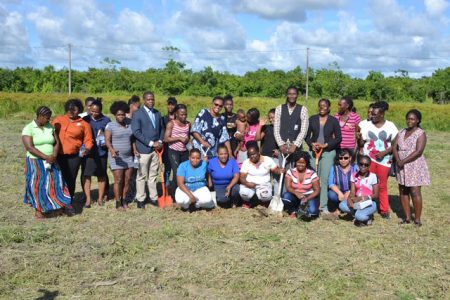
left=235, top=108, right=260, bottom=166
left=164, top=104, right=191, bottom=198
left=257, top=108, right=278, bottom=158
left=341, top=155, right=379, bottom=226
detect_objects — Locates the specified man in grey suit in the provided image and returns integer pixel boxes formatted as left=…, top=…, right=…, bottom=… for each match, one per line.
left=131, top=92, right=164, bottom=209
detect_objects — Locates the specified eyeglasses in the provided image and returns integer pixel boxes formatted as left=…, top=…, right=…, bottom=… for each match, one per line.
left=359, top=163, right=370, bottom=167
left=213, top=102, right=223, bottom=108
left=339, top=156, right=350, bottom=161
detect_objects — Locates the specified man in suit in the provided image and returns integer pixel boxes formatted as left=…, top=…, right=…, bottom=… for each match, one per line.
left=131, top=91, right=164, bottom=209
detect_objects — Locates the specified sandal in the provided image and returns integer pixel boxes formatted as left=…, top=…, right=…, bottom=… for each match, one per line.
left=398, top=219, right=411, bottom=225
left=414, top=220, right=422, bottom=227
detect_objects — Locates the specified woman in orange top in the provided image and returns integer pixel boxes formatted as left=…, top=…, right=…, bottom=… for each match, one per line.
left=52, top=99, right=93, bottom=201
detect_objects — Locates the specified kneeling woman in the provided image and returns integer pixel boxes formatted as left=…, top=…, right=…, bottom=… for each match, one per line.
left=208, top=144, right=240, bottom=208
left=176, top=148, right=215, bottom=210
left=341, top=155, right=379, bottom=225
left=239, top=141, right=283, bottom=208
left=282, top=151, right=320, bottom=219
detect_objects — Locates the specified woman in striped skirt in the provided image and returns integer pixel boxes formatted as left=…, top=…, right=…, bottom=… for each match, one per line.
left=164, top=104, right=191, bottom=198
left=22, top=106, right=74, bottom=219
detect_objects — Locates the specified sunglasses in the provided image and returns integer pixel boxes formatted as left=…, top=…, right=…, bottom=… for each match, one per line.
left=339, top=156, right=350, bottom=161
left=213, top=102, right=223, bottom=108
left=359, top=163, right=370, bottom=167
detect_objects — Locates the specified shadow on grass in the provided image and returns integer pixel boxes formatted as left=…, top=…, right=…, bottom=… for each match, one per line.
left=389, top=194, right=406, bottom=219
left=35, top=289, right=59, bottom=300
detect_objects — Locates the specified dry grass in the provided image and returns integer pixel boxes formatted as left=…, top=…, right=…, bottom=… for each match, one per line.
left=0, top=119, right=449, bottom=299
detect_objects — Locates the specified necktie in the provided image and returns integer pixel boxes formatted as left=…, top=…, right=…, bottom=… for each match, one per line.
left=148, top=109, right=155, bottom=127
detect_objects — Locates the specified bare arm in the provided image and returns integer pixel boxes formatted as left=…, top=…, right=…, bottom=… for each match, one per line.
left=371, top=184, right=380, bottom=200
left=164, top=121, right=180, bottom=143
left=307, top=180, right=320, bottom=201
left=398, top=132, right=427, bottom=167
left=239, top=172, right=256, bottom=189
left=22, top=136, right=52, bottom=161
left=105, top=130, right=118, bottom=158
left=177, top=175, right=196, bottom=203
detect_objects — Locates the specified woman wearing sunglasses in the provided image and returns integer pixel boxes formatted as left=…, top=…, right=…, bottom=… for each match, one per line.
left=326, top=148, right=359, bottom=219
left=340, top=155, right=379, bottom=226
left=191, top=96, right=233, bottom=159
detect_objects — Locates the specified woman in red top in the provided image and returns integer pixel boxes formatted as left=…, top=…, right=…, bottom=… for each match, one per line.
left=282, top=151, right=320, bottom=219
left=52, top=99, right=94, bottom=202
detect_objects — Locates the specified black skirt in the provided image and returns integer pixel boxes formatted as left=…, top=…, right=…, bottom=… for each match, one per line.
left=82, top=155, right=108, bottom=177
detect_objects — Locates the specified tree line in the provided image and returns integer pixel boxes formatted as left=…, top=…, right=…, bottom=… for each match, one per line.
left=0, top=60, right=448, bottom=103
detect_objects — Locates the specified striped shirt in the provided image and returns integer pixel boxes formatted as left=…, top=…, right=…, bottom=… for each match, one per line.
left=286, top=168, right=319, bottom=195
left=334, top=111, right=361, bottom=150
left=169, top=121, right=190, bottom=152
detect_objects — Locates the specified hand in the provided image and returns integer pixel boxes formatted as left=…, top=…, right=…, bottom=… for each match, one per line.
left=201, top=140, right=210, bottom=149
left=246, top=182, right=256, bottom=189
left=295, top=192, right=305, bottom=200
left=344, top=191, right=350, bottom=201
left=312, top=143, right=320, bottom=152
left=288, top=144, right=297, bottom=154
left=110, top=148, right=118, bottom=158
left=46, top=155, right=56, bottom=164
left=189, top=194, right=197, bottom=204
left=235, top=132, right=244, bottom=141
left=397, top=160, right=405, bottom=168
left=80, top=149, right=88, bottom=157
left=153, top=141, right=162, bottom=150
left=134, top=150, right=140, bottom=157
left=272, top=149, right=280, bottom=158
left=180, top=136, right=190, bottom=144
left=224, top=186, right=231, bottom=197
left=375, top=150, right=386, bottom=160
left=338, top=192, right=345, bottom=201
left=280, top=144, right=288, bottom=155
left=278, top=168, right=285, bottom=175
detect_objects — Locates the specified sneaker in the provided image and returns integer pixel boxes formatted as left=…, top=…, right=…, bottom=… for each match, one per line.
left=381, top=212, right=390, bottom=219
left=242, top=203, right=251, bottom=209
left=137, top=201, right=145, bottom=209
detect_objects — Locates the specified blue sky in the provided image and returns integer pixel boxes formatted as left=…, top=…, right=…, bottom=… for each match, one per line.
left=0, top=0, right=449, bottom=77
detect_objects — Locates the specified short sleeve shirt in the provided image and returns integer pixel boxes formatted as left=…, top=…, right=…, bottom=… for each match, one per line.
left=240, top=156, right=276, bottom=185
left=22, top=120, right=55, bottom=158
left=351, top=172, right=378, bottom=197
left=360, top=120, right=398, bottom=167
left=286, top=168, right=319, bottom=195
left=177, top=160, right=208, bottom=192
left=207, top=157, right=239, bottom=186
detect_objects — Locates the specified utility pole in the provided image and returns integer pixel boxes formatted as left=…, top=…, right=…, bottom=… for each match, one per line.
left=305, top=47, right=309, bottom=106
left=68, top=43, right=72, bottom=95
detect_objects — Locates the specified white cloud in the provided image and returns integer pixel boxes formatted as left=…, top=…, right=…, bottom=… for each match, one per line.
left=424, top=0, right=449, bottom=17
left=0, top=6, right=31, bottom=66
left=234, top=0, right=346, bottom=22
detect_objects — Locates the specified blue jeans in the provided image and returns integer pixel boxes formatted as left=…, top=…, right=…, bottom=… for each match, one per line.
left=327, top=190, right=350, bottom=212
left=339, top=200, right=377, bottom=222
left=282, top=192, right=319, bottom=216
left=213, top=184, right=241, bottom=208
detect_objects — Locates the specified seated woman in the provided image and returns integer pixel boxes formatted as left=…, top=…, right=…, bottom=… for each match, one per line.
left=239, top=141, right=283, bottom=208
left=176, top=148, right=215, bottom=210
left=207, top=144, right=240, bottom=208
left=22, top=106, right=74, bottom=219
left=282, top=151, right=320, bottom=219
left=340, top=155, right=379, bottom=226
left=327, top=148, right=359, bottom=217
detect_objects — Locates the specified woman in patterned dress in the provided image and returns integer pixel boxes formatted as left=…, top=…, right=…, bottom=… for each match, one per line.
left=191, top=96, right=232, bottom=159
left=392, top=109, right=430, bottom=227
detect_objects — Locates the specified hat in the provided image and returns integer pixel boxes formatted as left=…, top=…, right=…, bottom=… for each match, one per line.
left=167, top=97, right=177, bottom=105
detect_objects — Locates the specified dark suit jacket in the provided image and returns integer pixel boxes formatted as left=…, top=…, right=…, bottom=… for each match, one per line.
left=305, top=115, right=342, bottom=152
left=131, top=107, right=164, bottom=154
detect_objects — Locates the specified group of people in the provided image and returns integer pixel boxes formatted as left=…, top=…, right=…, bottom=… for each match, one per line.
left=22, top=87, right=430, bottom=226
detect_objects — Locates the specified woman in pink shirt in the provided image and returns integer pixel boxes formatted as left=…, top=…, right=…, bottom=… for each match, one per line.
left=335, top=96, right=361, bottom=154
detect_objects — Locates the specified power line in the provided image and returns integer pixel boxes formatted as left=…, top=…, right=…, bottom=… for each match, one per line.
left=0, top=44, right=448, bottom=61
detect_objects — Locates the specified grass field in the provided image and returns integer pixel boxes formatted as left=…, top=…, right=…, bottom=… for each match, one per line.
left=0, top=115, right=449, bottom=298
left=1, top=92, right=449, bottom=131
